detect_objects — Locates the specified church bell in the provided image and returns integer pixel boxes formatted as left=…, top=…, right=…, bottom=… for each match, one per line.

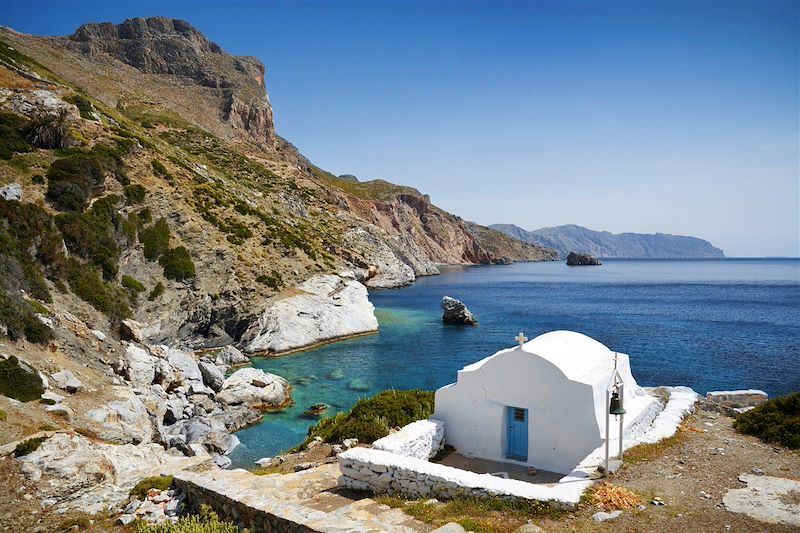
left=609, top=391, right=626, bottom=416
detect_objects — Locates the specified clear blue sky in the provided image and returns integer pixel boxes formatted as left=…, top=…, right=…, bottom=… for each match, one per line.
left=3, top=1, right=798, bottom=257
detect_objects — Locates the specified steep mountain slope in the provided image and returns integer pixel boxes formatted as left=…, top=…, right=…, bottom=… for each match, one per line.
left=490, top=223, right=725, bottom=259
left=0, top=17, right=555, bottom=351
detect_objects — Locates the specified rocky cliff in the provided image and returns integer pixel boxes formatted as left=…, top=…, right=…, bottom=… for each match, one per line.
left=490, top=223, right=725, bottom=259
left=0, top=18, right=554, bottom=352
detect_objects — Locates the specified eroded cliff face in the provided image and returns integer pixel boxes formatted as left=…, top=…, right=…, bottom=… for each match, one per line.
left=68, top=17, right=275, bottom=145
left=0, top=18, right=554, bottom=352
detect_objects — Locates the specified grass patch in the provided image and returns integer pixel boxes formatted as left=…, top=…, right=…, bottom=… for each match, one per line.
left=295, top=389, right=434, bottom=451
left=256, top=270, right=283, bottom=291
left=13, top=435, right=47, bottom=457
left=130, top=475, right=174, bottom=500
left=64, top=94, right=96, bottom=120
left=134, top=504, right=244, bottom=533
left=375, top=494, right=561, bottom=533
left=0, top=355, right=45, bottom=401
left=0, top=409, right=6, bottom=421
left=623, top=417, right=695, bottom=464
left=734, top=392, right=800, bottom=449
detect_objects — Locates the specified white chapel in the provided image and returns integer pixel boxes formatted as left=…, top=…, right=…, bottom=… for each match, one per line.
left=433, top=330, right=660, bottom=474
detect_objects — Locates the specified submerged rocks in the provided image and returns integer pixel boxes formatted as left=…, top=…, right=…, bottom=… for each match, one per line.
left=242, top=274, right=379, bottom=354
left=441, top=296, right=477, bottom=326
left=566, top=252, right=602, bottom=266
left=216, top=368, right=291, bottom=411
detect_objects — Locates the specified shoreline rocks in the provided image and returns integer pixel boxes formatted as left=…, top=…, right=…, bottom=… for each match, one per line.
left=566, top=252, right=602, bottom=266
left=441, top=296, right=477, bottom=326
left=242, top=274, right=379, bottom=354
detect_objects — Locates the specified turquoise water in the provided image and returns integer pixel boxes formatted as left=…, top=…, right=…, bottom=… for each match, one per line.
left=228, top=258, right=800, bottom=468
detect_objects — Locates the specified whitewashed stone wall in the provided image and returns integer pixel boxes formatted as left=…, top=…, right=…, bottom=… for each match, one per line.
left=337, top=447, right=590, bottom=507
left=372, top=419, right=444, bottom=460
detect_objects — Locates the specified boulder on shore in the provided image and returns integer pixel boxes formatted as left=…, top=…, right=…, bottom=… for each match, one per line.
left=216, top=367, right=291, bottom=411
left=566, top=252, right=602, bottom=266
left=441, top=296, right=477, bottom=326
left=242, top=275, right=379, bottom=354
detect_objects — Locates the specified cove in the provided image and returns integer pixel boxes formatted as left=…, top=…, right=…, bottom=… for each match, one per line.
left=228, top=258, right=800, bottom=468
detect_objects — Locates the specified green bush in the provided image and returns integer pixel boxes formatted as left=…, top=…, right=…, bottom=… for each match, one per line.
left=31, top=174, right=46, bottom=185
left=0, top=355, right=45, bottom=401
left=135, top=505, right=244, bottom=533
left=734, top=392, right=800, bottom=449
left=0, top=293, right=53, bottom=344
left=46, top=144, right=127, bottom=211
left=124, top=184, right=146, bottom=205
left=256, top=271, right=283, bottom=291
left=297, top=390, right=435, bottom=450
left=0, top=111, right=32, bottom=160
left=57, top=195, right=122, bottom=279
left=148, top=281, right=165, bottom=301
left=66, top=260, right=130, bottom=320
left=122, top=274, right=146, bottom=304
left=0, top=409, right=6, bottom=421
left=160, top=247, right=196, bottom=281
left=130, top=475, right=174, bottom=500
left=139, top=218, right=171, bottom=260
left=151, top=159, right=175, bottom=184
left=13, top=435, right=48, bottom=457
left=65, top=94, right=95, bottom=120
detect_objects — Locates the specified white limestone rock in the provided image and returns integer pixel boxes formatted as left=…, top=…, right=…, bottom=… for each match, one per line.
left=724, top=474, right=800, bottom=526
left=16, top=432, right=204, bottom=515
left=50, top=369, right=82, bottom=393
left=243, top=275, right=378, bottom=354
left=0, top=183, right=22, bottom=201
left=124, top=344, right=157, bottom=387
left=216, top=368, right=291, bottom=410
left=164, top=347, right=203, bottom=385
left=198, top=361, right=225, bottom=392
left=84, top=388, right=153, bottom=444
left=120, top=319, right=145, bottom=342
left=213, top=345, right=249, bottom=367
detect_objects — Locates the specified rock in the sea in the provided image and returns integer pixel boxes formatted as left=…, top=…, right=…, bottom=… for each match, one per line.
left=198, top=361, right=225, bottom=392
left=216, top=368, right=291, bottom=411
left=243, top=275, right=379, bottom=354
left=441, top=296, right=477, bottom=325
left=50, top=369, right=82, bottom=393
left=347, top=378, right=371, bottom=392
left=566, top=252, right=602, bottom=266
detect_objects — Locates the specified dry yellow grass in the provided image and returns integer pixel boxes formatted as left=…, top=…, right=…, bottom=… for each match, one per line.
left=591, top=482, right=643, bottom=511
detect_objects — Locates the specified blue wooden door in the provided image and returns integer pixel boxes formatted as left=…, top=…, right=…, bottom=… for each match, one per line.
left=507, top=406, right=528, bottom=461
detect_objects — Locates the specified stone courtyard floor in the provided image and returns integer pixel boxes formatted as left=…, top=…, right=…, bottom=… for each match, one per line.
left=433, top=452, right=563, bottom=485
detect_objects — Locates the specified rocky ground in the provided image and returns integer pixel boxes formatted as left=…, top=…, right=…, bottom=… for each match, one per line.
left=534, top=405, right=800, bottom=532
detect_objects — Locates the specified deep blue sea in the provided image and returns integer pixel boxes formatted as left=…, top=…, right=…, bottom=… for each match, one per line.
left=228, top=258, right=800, bottom=468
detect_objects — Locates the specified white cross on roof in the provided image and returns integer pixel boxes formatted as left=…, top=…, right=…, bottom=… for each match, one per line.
left=515, top=332, right=528, bottom=346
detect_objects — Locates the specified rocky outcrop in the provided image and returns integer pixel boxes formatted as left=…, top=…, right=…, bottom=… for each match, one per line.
left=16, top=432, right=206, bottom=514
left=705, top=389, right=768, bottom=415
left=68, top=17, right=275, bottom=145
left=50, top=369, right=82, bottom=392
left=84, top=387, right=154, bottom=444
left=441, top=296, right=477, bottom=326
left=566, top=252, right=602, bottom=266
left=216, top=368, right=291, bottom=411
left=242, top=274, right=379, bottom=354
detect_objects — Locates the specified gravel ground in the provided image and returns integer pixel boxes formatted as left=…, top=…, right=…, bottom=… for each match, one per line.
left=536, top=405, right=800, bottom=532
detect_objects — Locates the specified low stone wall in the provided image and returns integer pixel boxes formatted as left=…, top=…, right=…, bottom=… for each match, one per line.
left=372, top=419, right=444, bottom=460
left=173, top=474, right=316, bottom=532
left=337, top=447, right=589, bottom=507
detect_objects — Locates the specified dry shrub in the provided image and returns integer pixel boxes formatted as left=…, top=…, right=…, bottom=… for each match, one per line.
left=592, top=482, right=643, bottom=511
